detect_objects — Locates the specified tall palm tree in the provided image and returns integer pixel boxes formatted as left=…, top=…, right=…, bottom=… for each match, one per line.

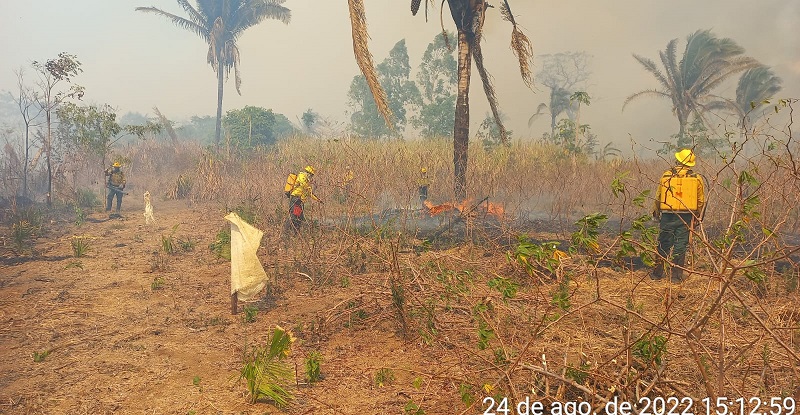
left=137, top=0, right=290, bottom=147
left=733, top=66, right=783, bottom=127
left=348, top=0, right=534, bottom=201
left=528, top=86, right=574, bottom=137
left=623, top=29, right=758, bottom=142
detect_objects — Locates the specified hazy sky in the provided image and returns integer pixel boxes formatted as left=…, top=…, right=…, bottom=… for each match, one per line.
left=2, top=1, right=798, bottom=151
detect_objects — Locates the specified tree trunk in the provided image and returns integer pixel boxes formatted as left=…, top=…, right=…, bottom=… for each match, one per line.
left=214, top=61, right=224, bottom=148
left=23, top=124, right=29, bottom=199
left=453, top=29, right=472, bottom=202
left=46, top=110, right=52, bottom=207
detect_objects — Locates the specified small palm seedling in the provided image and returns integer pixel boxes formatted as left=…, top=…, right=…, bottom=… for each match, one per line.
left=71, top=236, right=90, bottom=257
left=178, top=237, right=196, bottom=251
left=239, top=326, right=295, bottom=406
left=304, top=351, right=323, bottom=384
left=11, top=220, right=36, bottom=254
left=161, top=234, right=175, bottom=254
left=150, top=252, right=169, bottom=272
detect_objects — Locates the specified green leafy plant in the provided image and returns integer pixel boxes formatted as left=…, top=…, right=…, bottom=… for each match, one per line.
left=633, top=334, right=667, bottom=366
left=161, top=224, right=179, bottom=254
left=11, top=219, right=39, bottom=254
left=178, top=237, right=196, bottom=251
left=412, top=376, right=423, bottom=389
left=743, top=261, right=767, bottom=284
left=487, top=276, right=518, bottom=302
left=150, top=253, right=169, bottom=272
left=458, top=383, right=475, bottom=407
left=33, top=350, right=50, bottom=362
left=565, top=360, right=591, bottom=384
left=71, top=236, right=90, bottom=257
left=570, top=212, right=607, bottom=256
left=304, top=351, right=323, bottom=384
left=242, top=305, right=258, bottom=323
left=374, top=368, right=395, bottom=387
left=477, top=321, right=494, bottom=350
left=151, top=276, right=165, bottom=290
left=64, top=261, right=83, bottom=270
left=509, top=236, right=565, bottom=278
left=404, top=400, right=425, bottom=415
left=551, top=276, right=572, bottom=311
left=239, top=326, right=295, bottom=406
left=209, top=228, right=232, bottom=260
left=73, top=204, right=87, bottom=227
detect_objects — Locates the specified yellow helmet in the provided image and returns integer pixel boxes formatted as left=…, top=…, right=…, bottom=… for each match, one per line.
left=112, top=161, right=121, bottom=168
left=674, top=149, right=696, bottom=167
left=421, top=168, right=427, bottom=173
left=304, top=165, right=316, bottom=175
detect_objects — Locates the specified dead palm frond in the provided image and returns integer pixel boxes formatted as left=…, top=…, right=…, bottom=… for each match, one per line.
left=500, top=0, right=534, bottom=89
left=347, top=0, right=393, bottom=128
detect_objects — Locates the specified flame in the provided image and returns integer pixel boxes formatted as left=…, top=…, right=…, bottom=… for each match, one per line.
left=423, top=199, right=505, bottom=218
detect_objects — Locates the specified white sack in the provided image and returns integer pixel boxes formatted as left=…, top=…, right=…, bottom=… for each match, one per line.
left=224, top=212, right=267, bottom=301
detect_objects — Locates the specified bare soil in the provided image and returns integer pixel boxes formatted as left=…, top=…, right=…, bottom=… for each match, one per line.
left=0, top=200, right=437, bottom=414
left=2, top=198, right=799, bottom=414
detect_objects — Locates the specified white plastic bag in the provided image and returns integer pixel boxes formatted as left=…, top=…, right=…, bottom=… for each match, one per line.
left=224, top=212, right=267, bottom=301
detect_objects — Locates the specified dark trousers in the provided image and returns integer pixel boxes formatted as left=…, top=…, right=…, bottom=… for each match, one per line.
left=286, top=196, right=304, bottom=234
left=419, top=185, right=428, bottom=202
left=657, top=212, right=694, bottom=261
left=106, top=188, right=123, bottom=212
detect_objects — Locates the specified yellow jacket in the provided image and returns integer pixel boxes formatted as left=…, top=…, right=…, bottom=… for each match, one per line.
left=417, top=172, right=431, bottom=187
left=655, top=166, right=705, bottom=215
left=290, top=171, right=319, bottom=202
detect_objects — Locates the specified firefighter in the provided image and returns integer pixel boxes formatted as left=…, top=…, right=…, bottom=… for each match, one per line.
left=287, top=165, right=322, bottom=234
left=418, top=167, right=430, bottom=203
left=104, top=161, right=126, bottom=217
left=652, top=149, right=706, bottom=282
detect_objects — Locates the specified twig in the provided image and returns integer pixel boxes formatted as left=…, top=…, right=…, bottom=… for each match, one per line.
left=520, top=364, right=609, bottom=404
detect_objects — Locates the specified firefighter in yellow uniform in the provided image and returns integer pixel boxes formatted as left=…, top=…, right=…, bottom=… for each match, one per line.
left=105, top=161, right=126, bottom=217
left=287, top=166, right=321, bottom=234
left=418, top=167, right=430, bottom=202
left=652, top=149, right=705, bottom=282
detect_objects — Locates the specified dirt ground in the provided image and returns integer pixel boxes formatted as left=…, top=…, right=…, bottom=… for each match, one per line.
left=2, top=198, right=799, bottom=414
left=0, top=199, right=448, bottom=414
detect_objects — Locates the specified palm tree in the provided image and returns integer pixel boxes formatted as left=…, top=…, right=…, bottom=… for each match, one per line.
left=733, top=66, right=783, bottom=127
left=136, top=0, right=290, bottom=147
left=347, top=0, right=533, bottom=200
left=528, top=86, right=574, bottom=137
left=623, top=29, right=758, bottom=142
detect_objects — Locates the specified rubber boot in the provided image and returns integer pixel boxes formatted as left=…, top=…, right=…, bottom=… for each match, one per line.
left=671, top=254, right=686, bottom=283
left=650, top=259, right=665, bottom=280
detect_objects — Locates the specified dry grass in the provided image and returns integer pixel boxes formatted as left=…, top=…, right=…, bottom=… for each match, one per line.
left=2, top=103, right=799, bottom=411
